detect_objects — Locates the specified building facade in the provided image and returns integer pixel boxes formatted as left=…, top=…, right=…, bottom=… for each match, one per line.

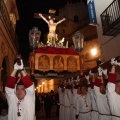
left=57, top=1, right=100, bottom=70
left=0, top=0, right=19, bottom=91
left=57, top=1, right=89, bottom=44
left=94, top=0, right=120, bottom=62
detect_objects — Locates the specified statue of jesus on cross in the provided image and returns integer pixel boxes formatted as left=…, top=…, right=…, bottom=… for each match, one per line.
left=39, top=13, right=66, bottom=46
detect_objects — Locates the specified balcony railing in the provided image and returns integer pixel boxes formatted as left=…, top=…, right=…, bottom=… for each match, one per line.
left=100, top=0, right=120, bottom=36
left=0, top=0, right=15, bottom=42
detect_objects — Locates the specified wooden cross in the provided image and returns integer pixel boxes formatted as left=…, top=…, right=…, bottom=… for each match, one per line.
left=34, top=13, right=63, bottom=21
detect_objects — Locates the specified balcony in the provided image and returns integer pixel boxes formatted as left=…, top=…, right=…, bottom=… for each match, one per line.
left=100, top=0, right=120, bottom=36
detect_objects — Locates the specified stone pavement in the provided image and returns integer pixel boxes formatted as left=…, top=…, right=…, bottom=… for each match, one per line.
left=36, top=106, right=59, bottom=120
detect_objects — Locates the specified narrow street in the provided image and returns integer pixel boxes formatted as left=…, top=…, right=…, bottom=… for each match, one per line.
left=36, top=106, right=59, bottom=120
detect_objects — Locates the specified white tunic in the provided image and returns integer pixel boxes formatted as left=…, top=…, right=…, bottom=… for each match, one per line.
left=107, top=73, right=120, bottom=120
left=67, top=89, right=74, bottom=120
left=73, top=89, right=80, bottom=120
left=0, top=115, right=8, bottom=120
left=88, top=85, right=99, bottom=120
left=94, top=85, right=112, bottom=120
left=64, top=89, right=71, bottom=120
left=58, top=87, right=65, bottom=120
left=90, top=89, right=99, bottom=120
left=5, top=76, right=35, bottom=120
left=76, top=93, right=91, bottom=120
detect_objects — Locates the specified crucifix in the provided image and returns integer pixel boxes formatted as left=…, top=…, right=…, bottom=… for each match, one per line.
left=34, top=9, right=66, bottom=46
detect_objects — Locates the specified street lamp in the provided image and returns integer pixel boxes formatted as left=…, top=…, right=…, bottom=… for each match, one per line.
left=91, top=48, right=97, bottom=56
left=72, top=31, right=84, bottom=73
left=72, top=31, right=84, bottom=53
left=29, top=27, right=41, bottom=51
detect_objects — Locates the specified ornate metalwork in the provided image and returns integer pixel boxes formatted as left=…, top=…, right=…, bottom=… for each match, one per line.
left=72, top=31, right=84, bottom=53
left=100, top=0, right=120, bottom=36
left=29, top=27, right=41, bottom=51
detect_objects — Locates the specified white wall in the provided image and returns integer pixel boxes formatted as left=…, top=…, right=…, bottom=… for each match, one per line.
left=94, top=0, right=120, bottom=62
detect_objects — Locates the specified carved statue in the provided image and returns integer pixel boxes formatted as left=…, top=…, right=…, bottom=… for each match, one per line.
left=39, top=13, right=66, bottom=46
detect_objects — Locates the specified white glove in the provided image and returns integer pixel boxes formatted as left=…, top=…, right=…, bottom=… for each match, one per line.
left=117, top=62, right=120, bottom=66
left=85, top=75, right=90, bottom=84
left=115, top=60, right=120, bottom=66
left=110, top=58, right=117, bottom=66
left=98, top=67, right=103, bottom=76
left=110, top=58, right=115, bottom=65
left=14, top=62, right=19, bottom=70
left=17, top=60, right=24, bottom=70
left=102, top=69, right=107, bottom=75
left=89, top=70, right=94, bottom=76
left=85, top=75, right=89, bottom=80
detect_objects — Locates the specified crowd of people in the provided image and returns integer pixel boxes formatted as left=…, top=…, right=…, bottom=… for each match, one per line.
left=0, top=59, right=59, bottom=120
left=0, top=85, right=59, bottom=120
left=1, top=57, right=120, bottom=120
left=35, top=90, right=59, bottom=118
left=0, top=91, right=8, bottom=120
left=58, top=58, right=120, bottom=120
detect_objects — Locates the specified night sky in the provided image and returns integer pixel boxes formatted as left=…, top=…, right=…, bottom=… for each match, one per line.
left=16, top=0, right=87, bottom=60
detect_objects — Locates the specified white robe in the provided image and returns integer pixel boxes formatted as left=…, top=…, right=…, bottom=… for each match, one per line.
left=58, top=87, right=65, bottom=120
left=0, top=114, right=8, bottom=120
left=5, top=76, right=35, bottom=120
left=107, top=73, right=120, bottom=120
left=67, top=89, right=74, bottom=120
left=64, top=89, right=71, bottom=120
left=94, top=85, right=112, bottom=120
left=73, top=89, right=80, bottom=120
left=89, top=88, right=99, bottom=120
left=76, top=93, right=91, bottom=120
